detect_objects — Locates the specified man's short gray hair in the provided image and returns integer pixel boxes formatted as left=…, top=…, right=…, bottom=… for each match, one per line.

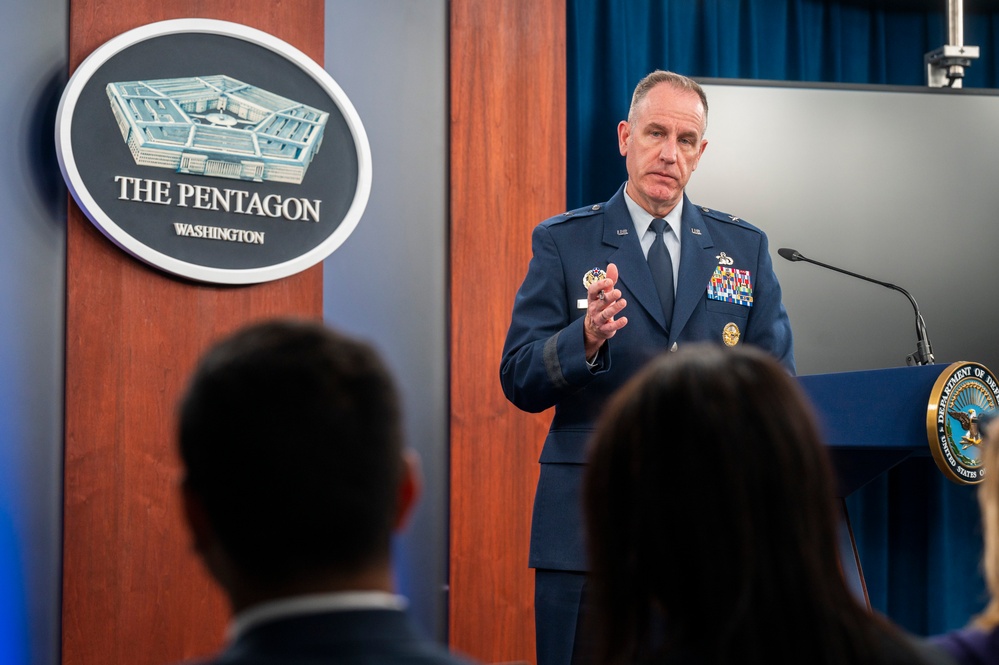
left=628, top=70, right=709, bottom=133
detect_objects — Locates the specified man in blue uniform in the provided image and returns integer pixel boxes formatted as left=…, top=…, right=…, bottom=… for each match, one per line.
left=500, top=70, right=794, bottom=665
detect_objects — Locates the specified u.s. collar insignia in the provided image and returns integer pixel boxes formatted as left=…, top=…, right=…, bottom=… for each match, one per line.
left=926, top=362, right=999, bottom=484
left=690, top=228, right=702, bottom=236
left=722, top=323, right=740, bottom=346
left=616, top=229, right=629, bottom=236
left=583, top=267, right=607, bottom=289
left=716, top=252, right=734, bottom=266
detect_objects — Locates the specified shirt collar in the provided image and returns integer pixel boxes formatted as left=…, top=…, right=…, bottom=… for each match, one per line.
left=623, top=185, right=684, bottom=239
left=227, top=590, right=409, bottom=642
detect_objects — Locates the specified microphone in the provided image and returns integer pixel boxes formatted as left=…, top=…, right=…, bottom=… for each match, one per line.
left=777, top=247, right=935, bottom=366
left=777, top=247, right=802, bottom=262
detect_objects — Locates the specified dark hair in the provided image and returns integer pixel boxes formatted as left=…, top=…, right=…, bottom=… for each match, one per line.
left=583, top=344, right=914, bottom=665
left=179, top=319, right=403, bottom=587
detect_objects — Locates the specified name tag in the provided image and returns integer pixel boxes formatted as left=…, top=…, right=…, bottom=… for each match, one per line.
left=577, top=299, right=587, bottom=309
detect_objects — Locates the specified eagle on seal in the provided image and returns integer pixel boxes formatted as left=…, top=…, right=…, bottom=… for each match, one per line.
left=949, top=408, right=984, bottom=449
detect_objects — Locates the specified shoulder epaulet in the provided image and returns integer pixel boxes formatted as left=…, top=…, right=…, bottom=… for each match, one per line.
left=556, top=203, right=605, bottom=221
left=697, top=205, right=745, bottom=225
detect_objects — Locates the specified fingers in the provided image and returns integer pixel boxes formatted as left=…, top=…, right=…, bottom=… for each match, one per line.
left=606, top=262, right=619, bottom=284
left=587, top=298, right=628, bottom=335
left=584, top=263, right=628, bottom=346
left=587, top=277, right=611, bottom=303
left=587, top=270, right=619, bottom=304
left=586, top=263, right=620, bottom=303
left=589, top=282, right=621, bottom=304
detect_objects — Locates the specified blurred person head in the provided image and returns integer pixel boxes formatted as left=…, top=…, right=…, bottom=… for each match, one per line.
left=583, top=344, right=927, bottom=665
left=972, top=414, right=999, bottom=629
left=178, top=319, right=419, bottom=611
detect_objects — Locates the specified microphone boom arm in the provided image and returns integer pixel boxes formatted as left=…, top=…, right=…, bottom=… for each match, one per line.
left=778, top=249, right=935, bottom=366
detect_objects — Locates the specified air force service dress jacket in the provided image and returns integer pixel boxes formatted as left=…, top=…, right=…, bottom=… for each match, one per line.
left=500, top=184, right=795, bottom=573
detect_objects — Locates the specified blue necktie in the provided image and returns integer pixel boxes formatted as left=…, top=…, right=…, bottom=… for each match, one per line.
left=648, top=218, right=674, bottom=331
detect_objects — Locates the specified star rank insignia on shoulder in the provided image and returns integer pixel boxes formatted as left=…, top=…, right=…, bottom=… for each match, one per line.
left=699, top=206, right=745, bottom=225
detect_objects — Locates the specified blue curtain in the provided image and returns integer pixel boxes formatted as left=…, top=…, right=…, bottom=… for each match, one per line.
left=567, top=0, right=999, bottom=637
left=568, top=0, right=999, bottom=208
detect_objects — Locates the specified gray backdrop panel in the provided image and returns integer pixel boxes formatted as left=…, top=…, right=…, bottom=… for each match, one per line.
left=690, top=81, right=999, bottom=376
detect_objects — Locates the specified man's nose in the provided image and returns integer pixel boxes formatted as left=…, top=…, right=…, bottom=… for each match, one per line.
left=659, top=138, right=677, bottom=162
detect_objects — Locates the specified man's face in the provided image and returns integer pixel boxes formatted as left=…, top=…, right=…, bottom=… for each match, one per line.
left=618, top=84, right=708, bottom=218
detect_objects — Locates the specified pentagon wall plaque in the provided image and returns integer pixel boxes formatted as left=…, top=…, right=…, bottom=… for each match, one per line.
left=56, top=19, right=371, bottom=284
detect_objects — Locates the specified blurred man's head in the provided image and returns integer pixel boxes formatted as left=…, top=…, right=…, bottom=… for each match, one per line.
left=178, top=319, right=418, bottom=608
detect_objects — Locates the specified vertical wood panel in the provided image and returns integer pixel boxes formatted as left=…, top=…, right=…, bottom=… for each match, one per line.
left=449, top=1, right=565, bottom=662
left=63, top=3, right=325, bottom=664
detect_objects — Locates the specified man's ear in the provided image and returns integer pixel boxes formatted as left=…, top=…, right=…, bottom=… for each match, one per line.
left=618, top=120, right=632, bottom=156
left=393, top=450, right=422, bottom=531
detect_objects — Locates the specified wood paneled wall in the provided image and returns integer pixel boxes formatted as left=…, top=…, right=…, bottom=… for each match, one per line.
left=62, top=3, right=324, bottom=664
left=449, top=1, right=566, bottom=662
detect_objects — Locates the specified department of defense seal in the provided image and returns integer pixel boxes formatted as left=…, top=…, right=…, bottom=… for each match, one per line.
left=722, top=322, right=740, bottom=347
left=926, top=361, right=999, bottom=484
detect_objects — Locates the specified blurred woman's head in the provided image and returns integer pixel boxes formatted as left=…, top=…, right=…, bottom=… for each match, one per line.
left=583, top=344, right=889, bottom=665
left=975, top=417, right=999, bottom=628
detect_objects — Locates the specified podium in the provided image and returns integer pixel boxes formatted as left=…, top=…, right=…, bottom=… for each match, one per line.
left=797, top=365, right=947, bottom=606
left=799, top=365, right=946, bottom=495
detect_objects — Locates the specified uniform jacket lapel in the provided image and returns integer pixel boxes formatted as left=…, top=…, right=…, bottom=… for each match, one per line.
left=670, top=197, right=716, bottom=342
left=601, top=187, right=669, bottom=331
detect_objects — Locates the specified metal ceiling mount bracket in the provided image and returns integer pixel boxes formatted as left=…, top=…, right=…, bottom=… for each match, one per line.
left=925, top=0, right=979, bottom=88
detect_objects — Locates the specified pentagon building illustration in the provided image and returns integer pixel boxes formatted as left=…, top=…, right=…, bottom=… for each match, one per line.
left=106, top=75, right=330, bottom=185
